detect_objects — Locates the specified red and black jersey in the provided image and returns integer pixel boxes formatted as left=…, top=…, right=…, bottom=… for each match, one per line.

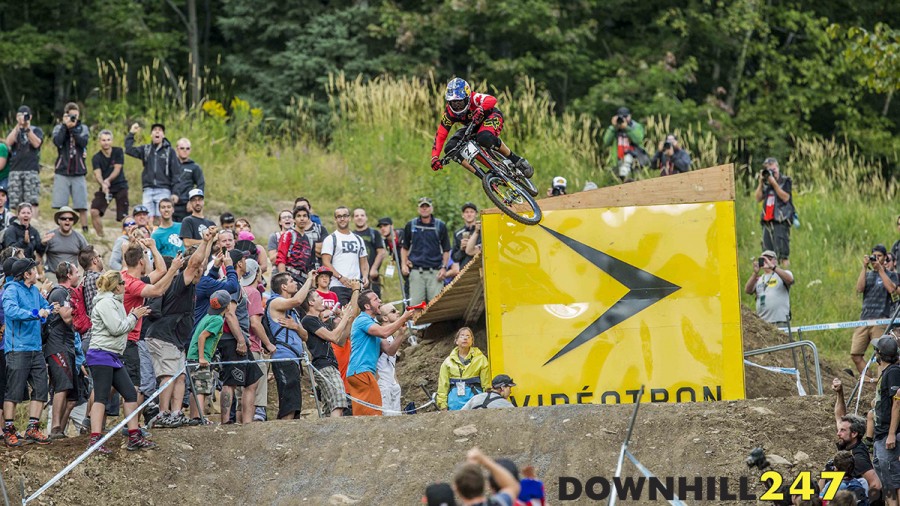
left=431, top=92, right=499, bottom=159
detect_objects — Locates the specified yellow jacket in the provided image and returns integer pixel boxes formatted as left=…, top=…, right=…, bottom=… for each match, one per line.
left=437, top=346, right=491, bottom=410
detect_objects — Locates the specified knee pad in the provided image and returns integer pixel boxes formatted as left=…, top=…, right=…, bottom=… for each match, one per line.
left=476, top=130, right=501, bottom=150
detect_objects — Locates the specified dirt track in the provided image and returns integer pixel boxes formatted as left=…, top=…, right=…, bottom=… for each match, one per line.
left=0, top=309, right=856, bottom=505
left=3, top=396, right=836, bottom=505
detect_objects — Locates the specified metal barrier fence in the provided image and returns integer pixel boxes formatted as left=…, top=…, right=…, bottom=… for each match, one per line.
left=744, top=341, right=823, bottom=395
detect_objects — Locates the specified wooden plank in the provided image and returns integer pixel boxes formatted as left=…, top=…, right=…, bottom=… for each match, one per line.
left=414, top=253, right=484, bottom=325
left=482, top=163, right=734, bottom=214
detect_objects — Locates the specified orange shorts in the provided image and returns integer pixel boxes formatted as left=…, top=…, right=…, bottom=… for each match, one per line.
left=851, top=325, right=887, bottom=355
left=346, top=371, right=382, bottom=416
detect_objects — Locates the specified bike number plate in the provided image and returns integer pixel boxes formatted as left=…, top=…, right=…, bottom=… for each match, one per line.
left=460, top=141, right=479, bottom=162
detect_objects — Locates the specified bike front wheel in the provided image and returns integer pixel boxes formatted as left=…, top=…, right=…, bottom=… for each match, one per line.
left=482, top=171, right=543, bottom=225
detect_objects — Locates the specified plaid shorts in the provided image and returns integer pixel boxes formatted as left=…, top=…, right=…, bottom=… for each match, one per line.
left=190, top=366, right=214, bottom=396
left=313, top=365, right=349, bottom=415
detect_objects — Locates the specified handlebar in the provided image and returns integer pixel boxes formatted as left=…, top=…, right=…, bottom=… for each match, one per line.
left=440, top=121, right=479, bottom=165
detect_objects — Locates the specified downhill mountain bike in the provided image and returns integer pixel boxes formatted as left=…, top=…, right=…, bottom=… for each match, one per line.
left=440, top=122, right=542, bottom=225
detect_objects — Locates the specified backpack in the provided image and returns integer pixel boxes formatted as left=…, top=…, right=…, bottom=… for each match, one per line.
left=41, top=286, right=68, bottom=345
left=69, top=285, right=92, bottom=334
left=261, top=298, right=304, bottom=358
left=472, top=392, right=504, bottom=410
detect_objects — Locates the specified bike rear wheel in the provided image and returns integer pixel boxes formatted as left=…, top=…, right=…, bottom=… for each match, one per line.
left=482, top=171, right=542, bottom=225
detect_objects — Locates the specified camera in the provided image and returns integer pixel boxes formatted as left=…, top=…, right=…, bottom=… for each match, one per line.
left=761, top=168, right=771, bottom=179
left=551, top=186, right=566, bottom=197
left=758, top=257, right=766, bottom=268
left=616, top=115, right=626, bottom=126
left=746, top=448, right=770, bottom=470
left=824, top=459, right=835, bottom=472
left=869, top=255, right=878, bottom=263
left=68, top=114, right=77, bottom=122
left=662, top=141, right=672, bottom=151
left=23, top=112, right=31, bottom=122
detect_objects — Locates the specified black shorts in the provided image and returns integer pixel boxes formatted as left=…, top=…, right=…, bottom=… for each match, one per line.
left=91, top=188, right=129, bottom=221
left=4, top=351, right=49, bottom=403
left=217, top=339, right=263, bottom=387
left=0, top=352, right=6, bottom=404
left=273, top=361, right=302, bottom=419
left=123, top=340, right=141, bottom=388
left=333, top=286, right=353, bottom=307
left=47, top=351, right=77, bottom=397
left=761, top=221, right=791, bottom=260
left=90, top=365, right=137, bottom=405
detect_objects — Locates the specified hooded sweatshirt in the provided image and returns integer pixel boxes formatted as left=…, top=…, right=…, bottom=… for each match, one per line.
left=1, top=219, right=48, bottom=259
left=89, top=291, right=138, bottom=355
left=2, top=279, right=51, bottom=352
left=124, top=133, right=178, bottom=190
left=436, top=346, right=490, bottom=410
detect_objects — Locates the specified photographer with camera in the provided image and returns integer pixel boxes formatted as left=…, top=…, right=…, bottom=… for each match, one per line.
left=850, top=245, right=898, bottom=375
left=831, top=377, right=883, bottom=501
left=744, top=249, right=793, bottom=326
left=51, top=103, right=91, bottom=231
left=754, top=157, right=794, bottom=268
left=869, top=336, right=900, bottom=506
left=650, top=134, right=692, bottom=177
left=602, top=106, right=646, bottom=183
left=5, top=106, right=44, bottom=213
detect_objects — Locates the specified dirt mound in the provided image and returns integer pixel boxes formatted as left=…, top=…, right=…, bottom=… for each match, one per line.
left=740, top=306, right=848, bottom=398
left=1, top=397, right=837, bottom=505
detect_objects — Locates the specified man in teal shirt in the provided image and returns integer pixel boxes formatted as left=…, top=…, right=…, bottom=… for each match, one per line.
left=151, top=198, right=184, bottom=257
left=346, top=289, right=416, bottom=416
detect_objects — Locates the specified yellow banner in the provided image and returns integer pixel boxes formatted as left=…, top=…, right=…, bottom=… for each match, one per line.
left=483, top=202, right=744, bottom=405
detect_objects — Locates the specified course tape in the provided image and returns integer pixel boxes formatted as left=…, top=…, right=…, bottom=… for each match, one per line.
left=22, top=366, right=186, bottom=505
left=778, top=318, right=895, bottom=333
left=624, top=450, right=688, bottom=506
left=743, top=359, right=807, bottom=396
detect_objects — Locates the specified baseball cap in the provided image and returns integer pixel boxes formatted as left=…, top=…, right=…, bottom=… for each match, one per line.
left=0, top=186, right=8, bottom=196
left=17, top=106, right=32, bottom=115
left=240, top=259, right=260, bottom=287
left=2, top=257, right=18, bottom=278
left=552, top=176, right=567, bottom=187
left=461, top=202, right=478, bottom=213
left=188, top=188, right=204, bottom=200
left=377, top=217, right=392, bottom=227
left=11, top=258, right=36, bottom=279
left=208, top=290, right=231, bottom=315
left=873, top=244, right=888, bottom=256
left=616, top=107, right=630, bottom=117
left=316, top=266, right=334, bottom=278
left=761, top=250, right=777, bottom=259
left=150, top=122, right=166, bottom=133
left=491, top=374, right=516, bottom=388
left=422, top=483, right=454, bottom=506
left=220, top=212, right=235, bottom=224
left=763, top=157, right=778, bottom=166
left=228, top=249, right=249, bottom=265
left=418, top=197, right=433, bottom=207
left=133, top=205, right=150, bottom=215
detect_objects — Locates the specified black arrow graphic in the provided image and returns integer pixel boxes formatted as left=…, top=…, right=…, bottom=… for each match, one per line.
left=541, top=226, right=681, bottom=365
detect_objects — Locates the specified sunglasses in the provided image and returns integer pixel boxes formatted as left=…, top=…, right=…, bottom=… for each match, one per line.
left=178, top=146, right=191, bottom=151
left=124, top=221, right=136, bottom=227
left=58, top=216, right=75, bottom=222
left=335, top=214, right=350, bottom=219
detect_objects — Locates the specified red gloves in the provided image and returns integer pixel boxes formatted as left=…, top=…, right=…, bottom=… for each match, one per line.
left=431, top=156, right=443, bottom=171
left=472, top=107, right=485, bottom=124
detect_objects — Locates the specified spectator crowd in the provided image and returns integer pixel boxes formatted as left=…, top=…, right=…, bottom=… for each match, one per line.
left=0, top=104, right=525, bottom=458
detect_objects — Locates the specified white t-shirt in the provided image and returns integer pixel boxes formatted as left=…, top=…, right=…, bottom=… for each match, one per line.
left=376, top=335, right=397, bottom=384
left=322, top=230, right=367, bottom=289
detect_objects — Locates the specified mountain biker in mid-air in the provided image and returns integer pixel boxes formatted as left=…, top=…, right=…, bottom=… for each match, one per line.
left=430, top=78, right=534, bottom=179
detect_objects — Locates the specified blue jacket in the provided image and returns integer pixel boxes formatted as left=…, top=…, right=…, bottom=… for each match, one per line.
left=194, top=266, right=239, bottom=325
left=2, top=280, right=51, bottom=353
